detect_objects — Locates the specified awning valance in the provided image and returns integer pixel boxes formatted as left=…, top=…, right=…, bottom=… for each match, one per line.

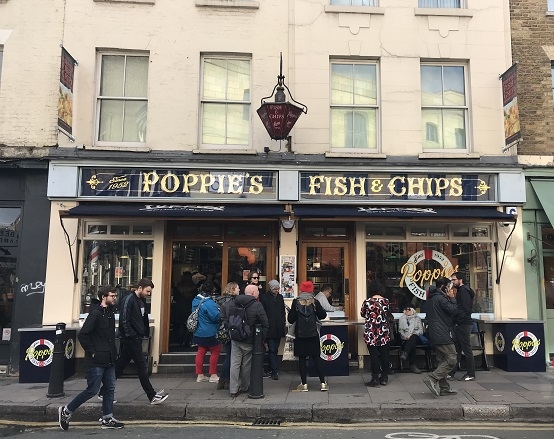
left=530, top=179, right=554, bottom=227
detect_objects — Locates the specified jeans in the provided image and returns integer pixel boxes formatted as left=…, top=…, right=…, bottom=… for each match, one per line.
left=367, top=344, right=390, bottom=379
left=195, top=343, right=222, bottom=375
left=266, top=338, right=281, bottom=374
left=451, top=323, right=475, bottom=377
left=67, top=366, right=115, bottom=417
left=430, top=343, right=457, bottom=384
left=229, top=340, right=253, bottom=394
left=116, top=337, right=156, bottom=401
left=220, top=341, right=232, bottom=380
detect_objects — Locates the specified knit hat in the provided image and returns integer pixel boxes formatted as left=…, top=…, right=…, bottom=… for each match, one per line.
left=245, top=284, right=259, bottom=296
left=268, top=280, right=280, bottom=291
left=299, top=281, right=314, bottom=293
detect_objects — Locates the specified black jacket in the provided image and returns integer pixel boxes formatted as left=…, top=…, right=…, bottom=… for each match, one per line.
left=454, top=284, right=474, bottom=325
left=426, top=286, right=458, bottom=346
left=259, top=290, right=286, bottom=339
left=221, top=294, right=269, bottom=344
left=118, top=292, right=149, bottom=338
left=78, top=302, right=118, bottom=367
left=287, top=297, right=327, bottom=337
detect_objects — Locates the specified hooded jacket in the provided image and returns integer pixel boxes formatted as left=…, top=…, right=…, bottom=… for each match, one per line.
left=221, top=294, right=269, bottom=344
left=191, top=294, right=220, bottom=338
left=78, top=302, right=118, bottom=367
left=426, top=285, right=458, bottom=346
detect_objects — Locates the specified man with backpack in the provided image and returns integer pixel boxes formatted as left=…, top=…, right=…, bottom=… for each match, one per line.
left=449, top=272, right=476, bottom=382
left=221, top=284, right=268, bottom=398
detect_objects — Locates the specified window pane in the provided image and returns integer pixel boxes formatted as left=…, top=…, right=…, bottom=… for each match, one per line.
left=124, top=56, right=149, bottom=98
left=98, top=100, right=124, bottom=142
left=442, top=109, right=466, bottom=149
left=354, top=109, right=376, bottom=148
left=354, top=64, right=377, bottom=105
left=226, top=104, right=249, bottom=145
left=88, top=225, right=108, bottom=235
left=133, top=225, right=152, bottom=235
left=422, top=108, right=443, bottom=148
left=443, top=66, right=465, bottom=106
left=550, top=0, right=554, bottom=12
left=331, top=108, right=376, bottom=149
left=100, top=55, right=125, bottom=96
left=332, top=64, right=354, bottom=105
left=331, top=0, right=351, bottom=5
left=202, top=103, right=226, bottom=144
left=421, top=65, right=443, bottom=106
left=203, top=59, right=227, bottom=100
left=111, top=225, right=130, bottom=235
left=227, top=59, right=250, bottom=101
left=123, top=101, right=148, bottom=142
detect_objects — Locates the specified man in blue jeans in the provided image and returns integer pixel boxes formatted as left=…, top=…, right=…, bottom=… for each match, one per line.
left=58, top=286, right=123, bottom=430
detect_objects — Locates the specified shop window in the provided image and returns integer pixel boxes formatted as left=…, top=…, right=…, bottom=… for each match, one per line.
left=81, top=240, right=153, bottom=313
left=410, top=226, right=427, bottom=237
left=133, top=225, right=152, bottom=235
left=174, top=224, right=222, bottom=238
left=472, top=226, right=489, bottom=238
left=88, top=225, right=108, bottom=235
left=96, top=52, right=149, bottom=145
left=0, top=207, right=21, bottom=340
left=111, top=225, right=130, bottom=235
left=201, top=55, right=251, bottom=147
left=366, top=226, right=406, bottom=237
left=429, top=226, right=446, bottom=237
left=303, top=225, right=348, bottom=238
left=331, top=62, right=378, bottom=150
left=421, top=64, right=468, bottom=150
left=227, top=224, right=271, bottom=237
left=452, top=225, right=470, bottom=237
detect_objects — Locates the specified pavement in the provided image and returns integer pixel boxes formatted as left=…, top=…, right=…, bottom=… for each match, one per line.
left=1, top=366, right=554, bottom=424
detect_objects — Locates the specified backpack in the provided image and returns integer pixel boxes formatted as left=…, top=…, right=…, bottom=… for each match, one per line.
left=186, top=297, right=206, bottom=333
left=228, top=301, right=253, bottom=342
left=296, top=299, right=318, bottom=338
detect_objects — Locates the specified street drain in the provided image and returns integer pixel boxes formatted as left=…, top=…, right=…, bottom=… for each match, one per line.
left=252, top=417, right=281, bottom=426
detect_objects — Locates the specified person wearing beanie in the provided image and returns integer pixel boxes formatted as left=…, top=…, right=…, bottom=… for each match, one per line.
left=287, top=280, right=328, bottom=392
left=259, top=279, right=286, bottom=380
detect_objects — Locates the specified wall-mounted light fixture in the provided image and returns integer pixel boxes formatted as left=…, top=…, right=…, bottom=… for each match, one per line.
left=281, top=219, right=295, bottom=233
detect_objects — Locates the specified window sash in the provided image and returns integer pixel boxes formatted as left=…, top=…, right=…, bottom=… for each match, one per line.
left=550, top=0, right=554, bottom=12
left=418, top=0, right=461, bottom=7
left=330, top=0, right=378, bottom=5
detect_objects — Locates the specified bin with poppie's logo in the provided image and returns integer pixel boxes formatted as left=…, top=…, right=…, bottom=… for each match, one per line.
left=18, top=327, right=76, bottom=383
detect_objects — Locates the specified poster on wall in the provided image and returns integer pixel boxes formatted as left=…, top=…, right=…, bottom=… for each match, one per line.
left=500, top=63, right=521, bottom=147
left=280, top=255, right=296, bottom=298
left=58, top=47, right=77, bottom=137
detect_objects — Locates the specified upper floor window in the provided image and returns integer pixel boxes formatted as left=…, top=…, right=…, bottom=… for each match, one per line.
left=0, top=48, right=3, bottom=85
left=96, top=53, right=149, bottom=145
left=551, top=63, right=554, bottom=101
left=331, top=62, right=378, bottom=150
left=201, top=56, right=251, bottom=147
left=421, top=64, right=468, bottom=150
left=330, top=0, right=378, bottom=5
left=549, top=0, right=554, bottom=12
left=419, top=0, right=461, bottom=7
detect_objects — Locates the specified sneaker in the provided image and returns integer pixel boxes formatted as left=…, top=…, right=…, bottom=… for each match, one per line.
left=440, top=388, right=458, bottom=396
left=423, top=376, right=440, bottom=397
left=446, top=374, right=454, bottom=381
left=320, top=382, right=329, bottom=391
left=263, top=371, right=272, bottom=378
left=196, top=375, right=209, bottom=382
left=459, top=374, right=475, bottom=381
left=271, top=372, right=279, bottom=380
left=58, top=406, right=71, bottom=431
left=379, top=377, right=388, bottom=386
left=295, top=383, right=308, bottom=392
left=364, top=378, right=380, bottom=387
left=97, top=395, right=117, bottom=404
left=209, top=375, right=219, bottom=383
left=410, top=365, right=422, bottom=374
left=150, top=389, right=169, bottom=405
left=101, top=417, right=124, bottom=429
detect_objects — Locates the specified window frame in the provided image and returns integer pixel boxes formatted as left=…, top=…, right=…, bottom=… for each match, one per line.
left=94, top=51, right=150, bottom=148
left=329, top=60, right=380, bottom=152
left=421, top=62, right=470, bottom=152
left=330, top=0, right=378, bottom=6
left=0, top=47, right=3, bottom=86
left=199, top=54, right=252, bottom=149
left=418, top=0, right=464, bottom=8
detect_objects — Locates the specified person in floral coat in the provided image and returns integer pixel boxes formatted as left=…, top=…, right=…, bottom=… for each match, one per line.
left=360, top=280, right=392, bottom=387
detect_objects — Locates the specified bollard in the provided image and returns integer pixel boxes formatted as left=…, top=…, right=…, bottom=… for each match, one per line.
left=248, top=323, right=264, bottom=399
left=47, top=322, right=66, bottom=398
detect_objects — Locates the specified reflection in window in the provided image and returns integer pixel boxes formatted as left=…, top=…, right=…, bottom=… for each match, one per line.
left=81, top=240, right=153, bottom=313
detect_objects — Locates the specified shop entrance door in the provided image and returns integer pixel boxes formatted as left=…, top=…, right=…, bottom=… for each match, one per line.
left=543, top=252, right=554, bottom=361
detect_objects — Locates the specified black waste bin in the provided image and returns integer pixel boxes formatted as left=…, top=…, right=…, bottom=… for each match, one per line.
left=490, top=320, right=546, bottom=372
left=18, top=326, right=77, bottom=383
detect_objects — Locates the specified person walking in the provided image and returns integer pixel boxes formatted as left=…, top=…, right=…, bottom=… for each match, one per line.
left=449, top=271, right=476, bottom=381
left=192, top=281, right=222, bottom=383
left=259, top=279, right=286, bottom=380
left=221, top=284, right=268, bottom=397
left=287, top=281, right=328, bottom=392
left=58, top=286, right=123, bottom=430
left=361, top=280, right=393, bottom=387
left=423, top=276, right=459, bottom=397
left=398, top=306, right=424, bottom=374
left=112, top=278, right=168, bottom=404
left=214, top=282, right=240, bottom=390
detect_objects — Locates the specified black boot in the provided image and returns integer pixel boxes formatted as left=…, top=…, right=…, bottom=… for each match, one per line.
left=216, top=378, right=226, bottom=390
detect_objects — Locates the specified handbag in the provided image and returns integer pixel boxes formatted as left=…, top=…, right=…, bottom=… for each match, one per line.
left=186, top=297, right=206, bottom=333
left=216, top=321, right=230, bottom=344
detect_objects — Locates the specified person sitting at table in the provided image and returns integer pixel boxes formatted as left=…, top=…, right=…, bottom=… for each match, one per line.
left=398, top=306, right=424, bottom=374
left=314, top=285, right=337, bottom=312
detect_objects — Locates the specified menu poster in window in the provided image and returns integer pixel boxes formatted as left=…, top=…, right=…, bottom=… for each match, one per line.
left=280, top=255, right=296, bottom=298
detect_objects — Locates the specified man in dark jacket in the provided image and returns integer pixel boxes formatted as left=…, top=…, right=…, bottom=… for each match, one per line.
left=114, top=278, right=168, bottom=404
left=449, top=271, right=476, bottom=381
left=423, top=276, right=459, bottom=397
left=259, top=279, right=286, bottom=380
left=58, top=286, right=123, bottom=430
left=221, top=284, right=269, bottom=397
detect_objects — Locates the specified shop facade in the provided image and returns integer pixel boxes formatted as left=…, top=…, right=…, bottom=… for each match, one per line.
left=44, top=162, right=526, bottom=370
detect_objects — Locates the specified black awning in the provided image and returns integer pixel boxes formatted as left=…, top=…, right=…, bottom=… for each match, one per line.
left=66, top=203, right=287, bottom=218
left=292, top=205, right=516, bottom=221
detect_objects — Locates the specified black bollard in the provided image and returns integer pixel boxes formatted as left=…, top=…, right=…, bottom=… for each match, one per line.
left=47, top=322, right=66, bottom=398
left=248, top=324, right=264, bottom=399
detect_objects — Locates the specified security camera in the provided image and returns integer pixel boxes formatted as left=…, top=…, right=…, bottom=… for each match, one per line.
left=263, top=146, right=270, bottom=153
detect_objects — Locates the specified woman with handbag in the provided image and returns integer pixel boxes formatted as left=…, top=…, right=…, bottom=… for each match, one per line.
left=191, top=281, right=221, bottom=383
left=360, top=280, right=393, bottom=387
left=214, top=282, right=240, bottom=390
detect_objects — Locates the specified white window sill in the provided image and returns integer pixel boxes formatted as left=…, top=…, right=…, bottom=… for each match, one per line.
left=195, top=0, right=260, bottom=9
left=324, top=6, right=384, bottom=15
left=419, top=152, right=480, bottom=159
left=94, top=0, right=155, bottom=4
left=326, top=151, right=386, bottom=159
left=192, top=148, right=258, bottom=155
left=88, top=145, right=152, bottom=153
left=547, top=11, right=554, bottom=16
left=415, top=8, right=474, bottom=18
